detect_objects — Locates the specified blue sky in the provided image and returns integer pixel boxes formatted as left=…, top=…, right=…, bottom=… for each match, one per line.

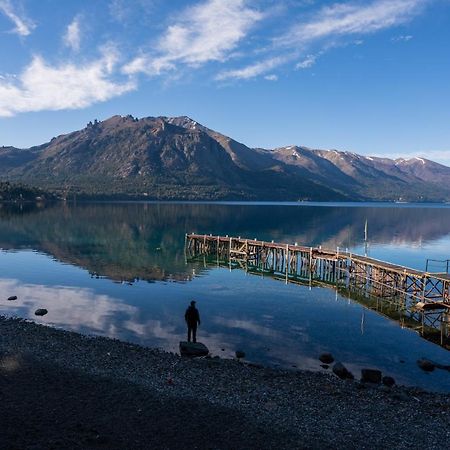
left=0, top=0, right=449, bottom=165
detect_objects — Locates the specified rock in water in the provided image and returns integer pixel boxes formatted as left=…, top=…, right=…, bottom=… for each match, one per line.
left=179, top=341, right=209, bottom=357
left=332, top=362, right=354, bottom=380
left=235, top=350, right=245, bottom=359
left=319, top=353, right=334, bottom=364
left=35, top=308, right=48, bottom=316
left=417, top=358, right=435, bottom=372
left=361, top=369, right=382, bottom=384
left=7, top=296, right=17, bottom=301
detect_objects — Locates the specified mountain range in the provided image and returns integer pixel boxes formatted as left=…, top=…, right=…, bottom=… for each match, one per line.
left=1, top=114, right=449, bottom=202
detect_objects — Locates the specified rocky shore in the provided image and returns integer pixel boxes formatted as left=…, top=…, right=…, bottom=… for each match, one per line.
left=0, top=316, right=449, bottom=449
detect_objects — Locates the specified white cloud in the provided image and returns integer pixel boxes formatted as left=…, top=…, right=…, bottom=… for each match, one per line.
left=264, top=74, right=278, bottom=81
left=0, top=49, right=136, bottom=117
left=109, top=0, right=131, bottom=23
left=64, top=16, right=82, bottom=52
left=0, top=0, right=35, bottom=36
left=296, top=54, right=317, bottom=69
left=391, top=34, right=413, bottom=42
left=109, top=0, right=158, bottom=24
left=216, top=56, right=287, bottom=81
left=123, top=0, right=263, bottom=76
left=277, top=0, right=425, bottom=47
left=219, top=0, right=427, bottom=80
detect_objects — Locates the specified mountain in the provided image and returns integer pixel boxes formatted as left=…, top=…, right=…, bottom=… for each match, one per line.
left=1, top=115, right=449, bottom=201
left=271, top=146, right=450, bottom=201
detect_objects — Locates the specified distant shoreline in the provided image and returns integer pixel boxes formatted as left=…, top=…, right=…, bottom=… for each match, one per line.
left=3, top=198, right=450, bottom=208
left=1, top=315, right=449, bottom=449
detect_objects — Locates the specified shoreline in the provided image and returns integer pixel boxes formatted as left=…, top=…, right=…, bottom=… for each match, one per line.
left=1, top=316, right=449, bottom=449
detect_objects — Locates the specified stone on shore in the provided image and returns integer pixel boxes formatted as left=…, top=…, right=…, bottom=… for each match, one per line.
left=361, top=369, right=382, bottom=384
left=382, top=376, right=396, bottom=387
left=179, top=341, right=209, bottom=357
left=235, top=350, right=246, bottom=359
left=34, top=309, right=48, bottom=317
left=319, top=353, right=334, bottom=364
left=417, top=359, right=435, bottom=372
left=7, top=296, right=17, bottom=301
left=332, top=362, right=354, bottom=380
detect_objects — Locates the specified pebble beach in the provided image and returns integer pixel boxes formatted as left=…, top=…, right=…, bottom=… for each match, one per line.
left=0, top=316, right=449, bottom=449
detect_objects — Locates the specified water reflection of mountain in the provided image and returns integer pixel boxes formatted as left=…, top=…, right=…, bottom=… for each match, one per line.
left=0, top=202, right=449, bottom=282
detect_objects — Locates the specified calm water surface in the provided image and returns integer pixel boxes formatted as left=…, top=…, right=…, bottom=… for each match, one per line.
left=1, top=202, right=450, bottom=391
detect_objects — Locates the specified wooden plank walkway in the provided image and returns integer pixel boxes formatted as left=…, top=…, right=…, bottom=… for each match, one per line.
left=186, top=233, right=450, bottom=304
left=186, top=233, right=450, bottom=347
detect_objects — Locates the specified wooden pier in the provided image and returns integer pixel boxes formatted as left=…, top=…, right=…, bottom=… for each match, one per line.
left=185, top=233, right=450, bottom=346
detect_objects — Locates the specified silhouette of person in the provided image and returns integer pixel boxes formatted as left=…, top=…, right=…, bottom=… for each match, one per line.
left=185, top=300, right=201, bottom=343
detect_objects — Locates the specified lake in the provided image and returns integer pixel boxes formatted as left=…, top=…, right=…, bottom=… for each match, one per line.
left=1, top=201, right=450, bottom=391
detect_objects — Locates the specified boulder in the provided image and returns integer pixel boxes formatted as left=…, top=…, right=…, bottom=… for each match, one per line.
left=417, top=358, right=435, bottom=372
left=332, top=362, right=354, bottom=380
left=34, top=308, right=48, bottom=316
left=235, top=350, right=246, bottom=359
left=319, top=353, right=334, bottom=364
left=361, top=369, right=382, bottom=384
left=382, top=376, right=396, bottom=387
left=7, top=296, right=17, bottom=301
left=179, top=341, right=209, bottom=357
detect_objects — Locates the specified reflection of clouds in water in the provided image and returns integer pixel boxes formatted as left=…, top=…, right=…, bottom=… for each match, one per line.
left=0, top=279, right=327, bottom=370
left=0, top=278, right=136, bottom=339
left=207, top=284, right=231, bottom=291
left=211, top=315, right=325, bottom=369
left=213, top=316, right=280, bottom=338
left=289, top=325, right=310, bottom=342
left=262, top=314, right=274, bottom=320
left=0, top=278, right=237, bottom=355
left=122, top=318, right=182, bottom=350
left=123, top=319, right=176, bottom=340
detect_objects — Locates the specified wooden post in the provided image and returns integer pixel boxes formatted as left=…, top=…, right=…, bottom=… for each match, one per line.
left=285, top=244, right=289, bottom=283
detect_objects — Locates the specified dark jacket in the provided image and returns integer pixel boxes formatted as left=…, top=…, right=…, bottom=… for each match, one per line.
left=185, top=306, right=200, bottom=326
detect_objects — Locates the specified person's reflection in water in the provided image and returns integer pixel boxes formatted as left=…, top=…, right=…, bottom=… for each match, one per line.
left=185, top=300, right=201, bottom=343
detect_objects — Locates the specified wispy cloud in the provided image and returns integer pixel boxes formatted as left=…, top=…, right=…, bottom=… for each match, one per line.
left=218, top=0, right=427, bottom=80
left=64, top=16, right=82, bottom=52
left=391, top=34, right=413, bottom=42
left=216, top=56, right=287, bottom=81
left=296, top=54, right=317, bottom=69
left=0, top=47, right=136, bottom=117
left=0, top=0, right=35, bottom=36
left=276, top=0, right=425, bottom=46
left=0, top=0, right=432, bottom=116
left=109, top=0, right=158, bottom=24
left=123, top=0, right=263, bottom=76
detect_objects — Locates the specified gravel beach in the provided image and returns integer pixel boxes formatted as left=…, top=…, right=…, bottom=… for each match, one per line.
left=0, top=316, right=449, bottom=449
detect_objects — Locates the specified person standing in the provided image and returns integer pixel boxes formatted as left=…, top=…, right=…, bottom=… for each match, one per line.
left=185, top=300, right=201, bottom=343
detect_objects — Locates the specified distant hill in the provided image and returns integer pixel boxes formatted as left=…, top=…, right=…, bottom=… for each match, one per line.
left=1, top=115, right=449, bottom=202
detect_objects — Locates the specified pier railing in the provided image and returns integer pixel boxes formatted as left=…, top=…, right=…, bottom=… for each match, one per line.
left=185, top=233, right=450, bottom=347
